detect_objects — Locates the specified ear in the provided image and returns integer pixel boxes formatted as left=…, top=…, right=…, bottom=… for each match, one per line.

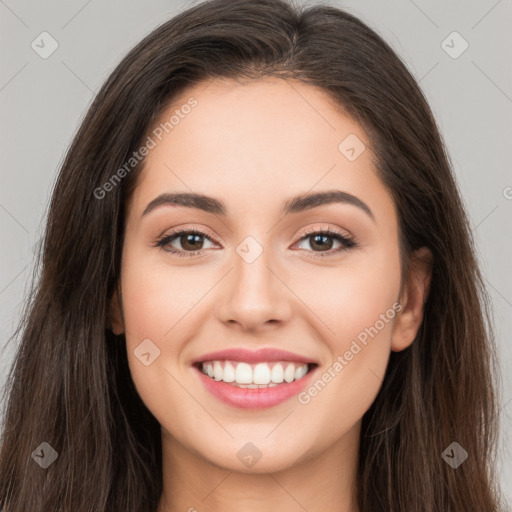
left=108, top=286, right=125, bottom=335
left=391, top=246, right=433, bottom=352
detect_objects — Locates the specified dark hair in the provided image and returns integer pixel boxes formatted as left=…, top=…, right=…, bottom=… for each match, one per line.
left=0, top=0, right=504, bottom=510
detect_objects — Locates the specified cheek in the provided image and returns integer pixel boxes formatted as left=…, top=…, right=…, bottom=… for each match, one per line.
left=118, top=248, right=204, bottom=417
left=292, top=243, right=401, bottom=417
left=120, top=248, right=205, bottom=343
left=295, top=241, right=402, bottom=355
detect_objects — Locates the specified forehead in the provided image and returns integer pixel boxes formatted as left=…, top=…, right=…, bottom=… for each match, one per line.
left=127, top=77, right=396, bottom=231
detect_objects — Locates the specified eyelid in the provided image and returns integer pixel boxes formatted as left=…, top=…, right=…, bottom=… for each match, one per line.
left=156, top=224, right=220, bottom=244
left=294, top=224, right=352, bottom=241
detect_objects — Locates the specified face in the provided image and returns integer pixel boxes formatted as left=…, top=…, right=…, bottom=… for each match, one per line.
left=110, top=77, right=430, bottom=474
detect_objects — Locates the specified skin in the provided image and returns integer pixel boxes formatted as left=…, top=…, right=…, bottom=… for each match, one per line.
left=109, top=77, right=432, bottom=512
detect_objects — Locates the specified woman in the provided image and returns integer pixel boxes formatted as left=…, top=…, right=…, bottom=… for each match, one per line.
left=0, top=0, right=504, bottom=510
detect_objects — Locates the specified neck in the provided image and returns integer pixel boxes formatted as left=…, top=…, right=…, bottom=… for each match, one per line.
left=157, top=423, right=360, bottom=512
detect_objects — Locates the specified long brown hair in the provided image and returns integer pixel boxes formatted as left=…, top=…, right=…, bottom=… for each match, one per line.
left=0, top=0, right=504, bottom=510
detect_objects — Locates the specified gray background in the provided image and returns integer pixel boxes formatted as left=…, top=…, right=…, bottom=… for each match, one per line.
left=1, top=0, right=511, bottom=503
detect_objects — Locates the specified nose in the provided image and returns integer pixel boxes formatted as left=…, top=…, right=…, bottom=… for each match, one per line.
left=216, top=249, right=292, bottom=332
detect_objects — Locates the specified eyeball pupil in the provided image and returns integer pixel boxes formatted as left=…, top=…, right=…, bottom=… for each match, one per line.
left=311, top=234, right=333, bottom=250
left=183, top=234, right=202, bottom=250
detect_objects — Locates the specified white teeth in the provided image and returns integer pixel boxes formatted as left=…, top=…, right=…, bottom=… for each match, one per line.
left=213, top=361, right=223, bottom=381
left=237, top=383, right=279, bottom=388
left=295, top=365, right=308, bottom=380
left=284, top=364, right=295, bottom=383
left=253, top=363, right=271, bottom=385
left=271, top=363, right=284, bottom=383
left=223, top=361, right=235, bottom=382
left=200, top=360, right=311, bottom=386
left=235, top=362, right=252, bottom=384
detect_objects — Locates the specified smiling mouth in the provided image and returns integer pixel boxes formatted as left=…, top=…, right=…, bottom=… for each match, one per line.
left=193, top=360, right=318, bottom=388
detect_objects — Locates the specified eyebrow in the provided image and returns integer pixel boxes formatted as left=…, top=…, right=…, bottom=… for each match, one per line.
left=142, top=189, right=375, bottom=221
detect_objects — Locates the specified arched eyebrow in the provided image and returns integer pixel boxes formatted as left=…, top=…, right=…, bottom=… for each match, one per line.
left=142, top=189, right=375, bottom=222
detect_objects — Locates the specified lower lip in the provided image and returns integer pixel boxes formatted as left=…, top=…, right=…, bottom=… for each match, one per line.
left=194, top=365, right=317, bottom=409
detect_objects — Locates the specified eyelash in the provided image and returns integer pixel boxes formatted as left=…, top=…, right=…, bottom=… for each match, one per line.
left=154, top=226, right=357, bottom=259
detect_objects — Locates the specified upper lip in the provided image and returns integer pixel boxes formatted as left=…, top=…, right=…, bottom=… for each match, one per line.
left=191, top=347, right=318, bottom=365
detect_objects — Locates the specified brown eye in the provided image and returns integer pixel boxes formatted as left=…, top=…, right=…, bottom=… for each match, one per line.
left=295, top=228, right=356, bottom=257
left=178, top=233, right=205, bottom=251
left=307, top=233, right=335, bottom=251
left=155, top=229, right=216, bottom=256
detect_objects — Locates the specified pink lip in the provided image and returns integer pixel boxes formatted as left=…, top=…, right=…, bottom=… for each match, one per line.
left=191, top=347, right=317, bottom=365
left=194, top=365, right=318, bottom=409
